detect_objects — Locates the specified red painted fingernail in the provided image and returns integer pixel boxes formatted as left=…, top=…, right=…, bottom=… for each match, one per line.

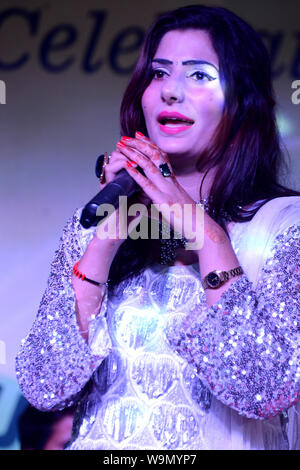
left=121, top=136, right=132, bottom=141
left=127, top=159, right=138, bottom=168
left=135, top=131, right=145, bottom=138
left=117, top=141, right=127, bottom=148
left=126, top=161, right=133, bottom=168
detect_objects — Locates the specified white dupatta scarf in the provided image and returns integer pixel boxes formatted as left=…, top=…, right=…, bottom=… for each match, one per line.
left=81, top=196, right=300, bottom=449
left=227, top=196, right=300, bottom=449
left=235, top=196, right=300, bottom=289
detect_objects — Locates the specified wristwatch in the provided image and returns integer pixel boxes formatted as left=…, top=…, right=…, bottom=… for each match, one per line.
left=202, top=266, right=243, bottom=290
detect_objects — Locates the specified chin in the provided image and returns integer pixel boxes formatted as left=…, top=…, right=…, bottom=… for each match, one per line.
left=159, top=141, right=192, bottom=156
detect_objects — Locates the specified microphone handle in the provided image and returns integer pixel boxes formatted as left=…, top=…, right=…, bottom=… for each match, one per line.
left=80, top=170, right=141, bottom=229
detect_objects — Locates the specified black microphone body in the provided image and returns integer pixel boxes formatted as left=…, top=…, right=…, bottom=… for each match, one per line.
left=80, top=170, right=140, bottom=229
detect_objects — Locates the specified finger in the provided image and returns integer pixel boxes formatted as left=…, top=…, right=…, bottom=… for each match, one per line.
left=99, top=150, right=136, bottom=188
left=117, top=142, right=177, bottom=189
left=117, top=142, right=163, bottom=182
left=135, top=131, right=162, bottom=150
left=120, top=137, right=167, bottom=166
left=135, top=132, right=170, bottom=164
left=124, top=161, right=158, bottom=202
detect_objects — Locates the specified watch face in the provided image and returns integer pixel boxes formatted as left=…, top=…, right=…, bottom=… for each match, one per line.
left=207, top=272, right=220, bottom=288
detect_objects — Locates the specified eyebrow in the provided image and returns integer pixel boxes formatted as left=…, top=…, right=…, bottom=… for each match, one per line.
left=152, top=58, right=218, bottom=71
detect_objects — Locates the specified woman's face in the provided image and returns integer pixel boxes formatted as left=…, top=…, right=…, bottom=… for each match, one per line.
left=141, top=29, right=225, bottom=168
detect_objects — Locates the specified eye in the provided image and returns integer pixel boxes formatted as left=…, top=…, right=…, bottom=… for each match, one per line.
left=189, top=71, right=216, bottom=82
left=152, top=68, right=168, bottom=80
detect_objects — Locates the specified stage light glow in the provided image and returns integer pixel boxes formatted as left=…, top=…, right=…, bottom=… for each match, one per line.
left=276, top=112, right=294, bottom=137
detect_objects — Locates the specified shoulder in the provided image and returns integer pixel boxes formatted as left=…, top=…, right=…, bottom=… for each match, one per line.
left=251, top=196, right=300, bottom=237
left=227, top=196, right=300, bottom=240
left=254, top=195, right=300, bottom=215
left=229, top=197, right=300, bottom=286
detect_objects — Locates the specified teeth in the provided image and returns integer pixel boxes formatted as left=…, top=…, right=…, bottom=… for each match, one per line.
left=162, top=119, right=192, bottom=127
left=165, top=122, right=190, bottom=127
left=161, top=117, right=193, bottom=126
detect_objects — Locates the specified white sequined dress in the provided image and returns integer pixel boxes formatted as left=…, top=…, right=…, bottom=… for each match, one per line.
left=15, top=197, right=300, bottom=450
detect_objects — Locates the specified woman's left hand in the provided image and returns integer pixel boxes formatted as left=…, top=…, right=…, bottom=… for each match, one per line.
left=116, top=132, right=201, bottom=240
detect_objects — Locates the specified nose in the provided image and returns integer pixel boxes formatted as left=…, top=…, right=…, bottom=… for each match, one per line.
left=160, top=75, right=184, bottom=104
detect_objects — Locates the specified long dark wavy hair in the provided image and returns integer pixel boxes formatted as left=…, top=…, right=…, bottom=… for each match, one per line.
left=108, top=4, right=300, bottom=285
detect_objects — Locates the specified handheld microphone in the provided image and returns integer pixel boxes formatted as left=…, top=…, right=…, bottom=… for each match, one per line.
left=80, top=168, right=141, bottom=229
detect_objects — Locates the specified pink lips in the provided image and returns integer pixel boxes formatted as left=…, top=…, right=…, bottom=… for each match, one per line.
left=157, top=111, right=194, bottom=135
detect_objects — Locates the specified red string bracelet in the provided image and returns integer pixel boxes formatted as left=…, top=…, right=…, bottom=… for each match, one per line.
left=73, top=261, right=109, bottom=288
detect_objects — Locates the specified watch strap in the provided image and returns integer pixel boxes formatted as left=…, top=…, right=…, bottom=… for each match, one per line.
left=202, top=266, right=243, bottom=290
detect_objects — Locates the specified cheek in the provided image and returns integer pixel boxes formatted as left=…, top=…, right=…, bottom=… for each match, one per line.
left=141, top=90, right=156, bottom=138
left=208, top=87, right=225, bottom=113
left=142, top=82, right=161, bottom=120
left=141, top=88, right=153, bottom=121
left=213, top=89, right=225, bottom=113
left=141, top=93, right=146, bottom=113
left=194, top=89, right=225, bottom=121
